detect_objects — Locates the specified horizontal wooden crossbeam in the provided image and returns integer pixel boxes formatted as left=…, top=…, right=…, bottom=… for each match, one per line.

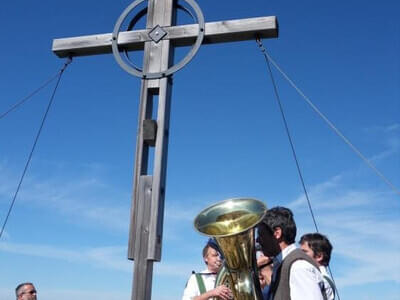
left=52, top=16, right=278, bottom=58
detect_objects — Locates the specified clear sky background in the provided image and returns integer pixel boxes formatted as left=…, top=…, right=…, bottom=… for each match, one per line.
left=0, top=0, right=399, bottom=299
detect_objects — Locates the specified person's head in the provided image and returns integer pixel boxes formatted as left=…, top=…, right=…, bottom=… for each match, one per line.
left=15, top=283, right=37, bottom=300
left=300, top=233, right=332, bottom=266
left=257, top=206, right=297, bottom=256
left=202, top=244, right=222, bottom=273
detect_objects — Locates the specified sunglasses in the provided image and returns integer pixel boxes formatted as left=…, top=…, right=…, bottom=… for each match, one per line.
left=20, top=290, right=37, bottom=296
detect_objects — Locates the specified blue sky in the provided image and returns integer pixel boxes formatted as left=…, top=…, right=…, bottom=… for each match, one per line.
left=0, top=0, right=399, bottom=299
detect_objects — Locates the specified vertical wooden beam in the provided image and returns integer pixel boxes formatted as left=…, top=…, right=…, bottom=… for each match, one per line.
left=129, top=0, right=174, bottom=299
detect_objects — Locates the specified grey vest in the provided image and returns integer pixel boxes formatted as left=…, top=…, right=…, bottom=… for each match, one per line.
left=269, top=249, right=321, bottom=300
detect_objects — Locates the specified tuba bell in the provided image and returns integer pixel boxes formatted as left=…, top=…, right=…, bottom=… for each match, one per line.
left=194, top=198, right=267, bottom=300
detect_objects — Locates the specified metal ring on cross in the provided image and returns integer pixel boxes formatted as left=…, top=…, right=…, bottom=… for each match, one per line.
left=112, top=0, right=205, bottom=79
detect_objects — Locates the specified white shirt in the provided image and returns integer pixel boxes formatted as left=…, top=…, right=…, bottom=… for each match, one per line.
left=320, top=266, right=335, bottom=300
left=182, top=268, right=216, bottom=300
left=272, top=244, right=324, bottom=300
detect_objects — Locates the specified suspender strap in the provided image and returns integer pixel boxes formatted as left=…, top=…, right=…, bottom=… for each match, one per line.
left=320, top=281, right=328, bottom=300
left=323, top=275, right=336, bottom=298
left=195, top=273, right=206, bottom=294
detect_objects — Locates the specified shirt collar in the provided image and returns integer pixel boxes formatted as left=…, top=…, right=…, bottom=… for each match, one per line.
left=274, top=243, right=297, bottom=265
left=203, top=268, right=217, bottom=275
left=319, top=265, right=328, bottom=276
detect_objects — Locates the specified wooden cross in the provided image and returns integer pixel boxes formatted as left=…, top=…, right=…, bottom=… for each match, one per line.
left=52, top=1, right=278, bottom=299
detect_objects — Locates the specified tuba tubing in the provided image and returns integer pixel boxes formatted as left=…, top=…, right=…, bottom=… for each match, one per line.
left=194, top=198, right=267, bottom=300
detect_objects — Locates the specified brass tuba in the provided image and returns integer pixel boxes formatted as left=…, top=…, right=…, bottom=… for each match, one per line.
left=194, top=198, right=267, bottom=300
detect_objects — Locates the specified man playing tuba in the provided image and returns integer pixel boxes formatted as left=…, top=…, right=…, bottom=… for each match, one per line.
left=182, top=240, right=233, bottom=300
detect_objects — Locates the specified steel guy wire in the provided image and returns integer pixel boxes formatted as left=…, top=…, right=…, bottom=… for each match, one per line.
left=0, top=67, right=67, bottom=120
left=0, top=58, right=72, bottom=240
left=256, top=38, right=400, bottom=197
left=256, top=37, right=341, bottom=300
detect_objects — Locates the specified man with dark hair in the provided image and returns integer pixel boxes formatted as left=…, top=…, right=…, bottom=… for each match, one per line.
left=182, top=240, right=232, bottom=300
left=257, top=207, right=325, bottom=300
left=300, top=233, right=335, bottom=300
left=15, top=283, right=37, bottom=300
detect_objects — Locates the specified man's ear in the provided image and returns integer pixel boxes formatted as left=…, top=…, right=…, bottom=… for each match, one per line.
left=315, top=252, right=324, bottom=264
left=273, top=227, right=282, bottom=240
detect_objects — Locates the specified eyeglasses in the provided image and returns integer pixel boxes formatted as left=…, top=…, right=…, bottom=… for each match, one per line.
left=19, top=290, right=37, bottom=296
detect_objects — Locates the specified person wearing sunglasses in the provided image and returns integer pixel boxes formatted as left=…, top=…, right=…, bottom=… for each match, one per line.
left=15, top=283, right=37, bottom=300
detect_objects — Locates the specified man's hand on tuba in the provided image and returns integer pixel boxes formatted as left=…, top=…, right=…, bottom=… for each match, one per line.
left=211, top=285, right=233, bottom=300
